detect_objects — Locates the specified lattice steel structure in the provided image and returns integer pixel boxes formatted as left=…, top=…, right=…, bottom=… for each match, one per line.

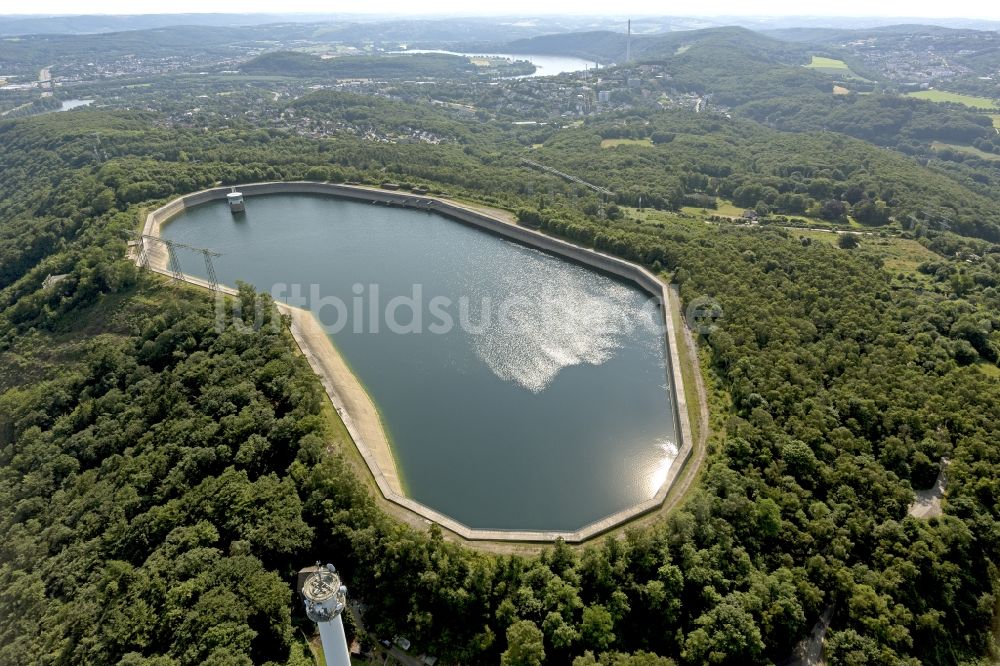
left=130, top=232, right=222, bottom=291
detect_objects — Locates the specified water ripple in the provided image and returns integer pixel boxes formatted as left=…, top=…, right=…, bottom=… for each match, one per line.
left=466, top=245, right=651, bottom=393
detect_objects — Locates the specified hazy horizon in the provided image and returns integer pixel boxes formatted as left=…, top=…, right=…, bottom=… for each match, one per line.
left=1, top=5, right=999, bottom=21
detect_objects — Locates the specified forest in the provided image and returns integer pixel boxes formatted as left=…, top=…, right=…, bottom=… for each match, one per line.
left=0, top=92, right=1000, bottom=666
left=240, top=52, right=534, bottom=80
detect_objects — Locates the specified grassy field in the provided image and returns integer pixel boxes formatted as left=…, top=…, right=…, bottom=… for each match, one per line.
left=976, top=361, right=1000, bottom=378
left=600, top=138, right=653, bottom=149
left=679, top=198, right=745, bottom=218
left=792, top=229, right=938, bottom=282
left=630, top=200, right=855, bottom=233
left=931, top=141, right=1000, bottom=161
left=678, top=198, right=859, bottom=230
left=906, top=90, right=999, bottom=110
left=806, top=56, right=850, bottom=70
left=992, top=115, right=1000, bottom=130
left=622, top=206, right=706, bottom=229
left=804, top=55, right=868, bottom=81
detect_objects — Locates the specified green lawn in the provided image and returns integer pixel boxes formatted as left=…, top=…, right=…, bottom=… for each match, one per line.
left=600, top=138, right=653, bottom=149
left=931, top=141, right=1000, bottom=161
left=991, top=115, right=1000, bottom=130
left=906, top=90, right=999, bottom=110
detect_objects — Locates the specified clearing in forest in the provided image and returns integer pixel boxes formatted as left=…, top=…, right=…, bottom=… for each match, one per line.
left=906, top=90, right=999, bottom=110
left=805, top=55, right=868, bottom=80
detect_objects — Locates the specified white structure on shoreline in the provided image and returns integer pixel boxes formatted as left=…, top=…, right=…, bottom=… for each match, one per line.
left=227, top=189, right=245, bottom=213
left=300, top=563, right=351, bottom=666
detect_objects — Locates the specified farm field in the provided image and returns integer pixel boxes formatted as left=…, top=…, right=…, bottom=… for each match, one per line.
left=906, top=90, right=999, bottom=110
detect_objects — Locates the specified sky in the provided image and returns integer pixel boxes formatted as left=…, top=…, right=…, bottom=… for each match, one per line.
left=2, top=1, right=999, bottom=19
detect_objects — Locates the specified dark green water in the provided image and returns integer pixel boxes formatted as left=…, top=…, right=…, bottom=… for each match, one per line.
left=162, top=193, right=677, bottom=531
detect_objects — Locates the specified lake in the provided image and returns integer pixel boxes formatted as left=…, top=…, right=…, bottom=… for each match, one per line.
left=57, top=99, right=93, bottom=111
left=161, top=193, right=677, bottom=531
left=396, top=49, right=593, bottom=77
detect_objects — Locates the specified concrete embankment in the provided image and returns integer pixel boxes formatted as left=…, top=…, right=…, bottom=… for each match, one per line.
left=139, top=182, right=694, bottom=543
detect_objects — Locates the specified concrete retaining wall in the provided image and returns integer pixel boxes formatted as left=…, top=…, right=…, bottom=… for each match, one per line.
left=141, top=182, right=695, bottom=543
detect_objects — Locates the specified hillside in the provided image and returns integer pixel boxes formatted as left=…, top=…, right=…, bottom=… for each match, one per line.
left=504, top=27, right=831, bottom=106
left=504, top=26, right=808, bottom=66
left=6, top=15, right=1000, bottom=665
left=239, top=51, right=531, bottom=80
left=505, top=29, right=630, bottom=62
left=2, top=107, right=1000, bottom=664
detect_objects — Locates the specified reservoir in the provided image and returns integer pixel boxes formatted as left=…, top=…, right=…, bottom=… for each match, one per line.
left=162, top=193, right=677, bottom=531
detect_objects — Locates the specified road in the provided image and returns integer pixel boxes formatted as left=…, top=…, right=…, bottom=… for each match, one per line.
left=0, top=102, right=32, bottom=117
left=39, top=66, right=53, bottom=97
left=662, top=285, right=710, bottom=513
left=783, top=605, right=834, bottom=666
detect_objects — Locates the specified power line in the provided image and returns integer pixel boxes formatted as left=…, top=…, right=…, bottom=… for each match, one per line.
left=520, top=158, right=615, bottom=198
left=128, top=231, right=223, bottom=292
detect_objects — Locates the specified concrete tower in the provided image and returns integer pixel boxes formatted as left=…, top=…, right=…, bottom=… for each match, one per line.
left=626, top=19, right=631, bottom=63
left=300, top=563, right=351, bottom=666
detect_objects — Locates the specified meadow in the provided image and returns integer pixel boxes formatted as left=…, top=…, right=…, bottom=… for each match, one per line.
left=931, top=140, right=1000, bottom=161
left=804, top=55, right=868, bottom=81
left=806, top=55, right=850, bottom=70
left=906, top=89, right=999, bottom=110
left=600, top=137, right=653, bottom=149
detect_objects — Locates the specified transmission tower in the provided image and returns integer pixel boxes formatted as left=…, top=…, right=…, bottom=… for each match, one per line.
left=135, top=235, right=150, bottom=269
left=164, top=239, right=184, bottom=282
left=201, top=249, right=220, bottom=292
left=130, top=232, right=223, bottom=291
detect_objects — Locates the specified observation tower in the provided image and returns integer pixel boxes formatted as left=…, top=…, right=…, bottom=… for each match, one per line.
left=299, top=562, right=351, bottom=666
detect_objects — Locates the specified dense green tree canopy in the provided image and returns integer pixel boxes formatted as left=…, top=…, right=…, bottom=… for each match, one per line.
left=2, top=90, right=1000, bottom=665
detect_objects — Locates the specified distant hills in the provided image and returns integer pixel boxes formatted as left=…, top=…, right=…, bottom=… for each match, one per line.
left=241, top=51, right=496, bottom=80
left=0, top=13, right=291, bottom=35
left=503, top=30, right=630, bottom=63
left=505, top=26, right=809, bottom=68
left=1, top=13, right=998, bottom=38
